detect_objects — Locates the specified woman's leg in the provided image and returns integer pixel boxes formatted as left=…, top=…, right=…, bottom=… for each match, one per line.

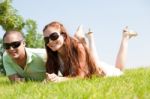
left=74, top=26, right=101, bottom=65
left=115, top=26, right=137, bottom=70
left=74, top=25, right=87, bottom=44
left=75, top=26, right=137, bottom=76
left=85, top=30, right=101, bottom=65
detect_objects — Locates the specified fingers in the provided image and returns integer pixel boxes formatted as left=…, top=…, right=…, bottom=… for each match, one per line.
left=45, top=73, right=60, bottom=82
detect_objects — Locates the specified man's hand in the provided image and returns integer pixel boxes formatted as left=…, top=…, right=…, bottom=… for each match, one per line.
left=8, top=74, right=25, bottom=83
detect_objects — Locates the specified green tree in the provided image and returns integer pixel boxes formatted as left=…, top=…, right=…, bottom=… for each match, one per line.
left=0, top=0, right=44, bottom=48
left=0, top=38, right=5, bottom=75
left=0, top=0, right=24, bottom=31
left=24, top=19, right=44, bottom=48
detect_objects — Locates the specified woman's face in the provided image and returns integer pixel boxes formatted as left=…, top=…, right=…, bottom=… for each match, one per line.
left=43, top=26, right=64, bottom=52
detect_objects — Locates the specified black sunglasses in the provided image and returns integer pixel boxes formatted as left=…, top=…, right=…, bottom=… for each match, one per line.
left=3, top=40, right=23, bottom=50
left=44, top=32, right=60, bottom=44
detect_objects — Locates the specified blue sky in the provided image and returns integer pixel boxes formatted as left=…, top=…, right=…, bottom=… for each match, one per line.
left=0, top=0, right=150, bottom=68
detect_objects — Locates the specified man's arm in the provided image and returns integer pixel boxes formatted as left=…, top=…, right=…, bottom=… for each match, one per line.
left=8, top=74, right=25, bottom=83
left=3, top=53, right=25, bottom=83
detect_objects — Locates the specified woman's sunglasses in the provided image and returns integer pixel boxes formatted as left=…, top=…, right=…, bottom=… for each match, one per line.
left=44, top=32, right=60, bottom=44
left=3, top=40, right=23, bottom=50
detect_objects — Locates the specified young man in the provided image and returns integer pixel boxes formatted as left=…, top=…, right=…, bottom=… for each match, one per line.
left=3, top=30, right=46, bottom=82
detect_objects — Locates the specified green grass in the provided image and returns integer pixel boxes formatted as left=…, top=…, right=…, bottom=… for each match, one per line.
left=0, top=67, right=150, bottom=99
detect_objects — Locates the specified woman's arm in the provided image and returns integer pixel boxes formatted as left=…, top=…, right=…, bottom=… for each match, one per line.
left=45, top=73, right=69, bottom=82
left=45, top=44, right=88, bottom=83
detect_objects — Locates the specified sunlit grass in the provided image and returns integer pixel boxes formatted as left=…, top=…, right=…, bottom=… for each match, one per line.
left=0, top=67, right=150, bottom=99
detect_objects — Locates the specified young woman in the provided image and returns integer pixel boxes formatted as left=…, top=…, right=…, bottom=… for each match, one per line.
left=43, top=21, right=137, bottom=82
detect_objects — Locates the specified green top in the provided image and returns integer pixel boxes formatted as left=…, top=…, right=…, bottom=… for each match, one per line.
left=3, top=48, right=46, bottom=81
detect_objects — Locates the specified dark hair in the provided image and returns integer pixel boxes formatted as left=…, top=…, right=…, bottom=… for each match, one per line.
left=43, top=21, right=103, bottom=77
left=3, top=30, right=24, bottom=42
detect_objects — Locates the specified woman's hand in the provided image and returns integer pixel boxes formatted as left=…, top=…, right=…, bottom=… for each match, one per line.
left=45, top=73, right=68, bottom=82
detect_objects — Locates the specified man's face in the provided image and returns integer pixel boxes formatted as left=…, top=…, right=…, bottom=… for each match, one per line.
left=3, top=32, right=25, bottom=59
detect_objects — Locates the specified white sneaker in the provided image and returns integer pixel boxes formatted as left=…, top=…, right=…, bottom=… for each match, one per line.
left=123, top=26, right=138, bottom=38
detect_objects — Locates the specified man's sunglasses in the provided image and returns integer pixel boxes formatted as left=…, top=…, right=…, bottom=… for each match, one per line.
left=44, top=32, right=60, bottom=44
left=3, top=40, right=23, bottom=50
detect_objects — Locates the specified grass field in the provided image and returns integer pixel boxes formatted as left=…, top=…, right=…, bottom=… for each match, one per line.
left=0, top=67, right=150, bottom=99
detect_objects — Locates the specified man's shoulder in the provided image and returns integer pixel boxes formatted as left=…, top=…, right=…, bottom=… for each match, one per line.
left=3, top=51, right=10, bottom=60
left=26, top=48, right=46, bottom=59
left=26, top=48, right=46, bottom=54
left=3, top=51, right=14, bottom=66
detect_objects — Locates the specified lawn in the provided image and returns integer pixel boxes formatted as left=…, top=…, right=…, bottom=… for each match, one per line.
left=0, top=67, right=150, bottom=99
